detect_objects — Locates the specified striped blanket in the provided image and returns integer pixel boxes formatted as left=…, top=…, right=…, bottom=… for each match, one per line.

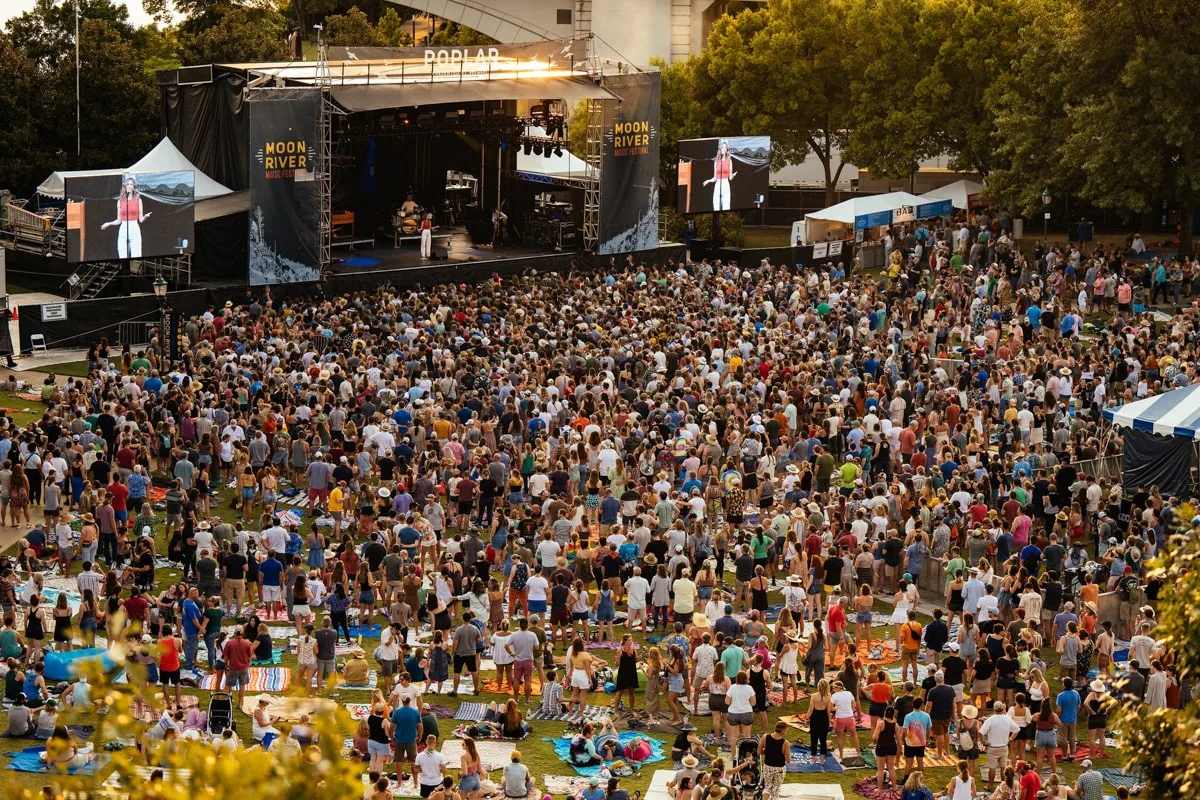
left=340, top=670, right=379, bottom=690
left=454, top=702, right=489, bottom=721
left=526, top=704, right=611, bottom=723
left=199, top=667, right=290, bottom=692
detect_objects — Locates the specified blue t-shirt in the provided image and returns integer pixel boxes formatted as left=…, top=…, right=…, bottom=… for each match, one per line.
left=181, top=598, right=203, bottom=636
left=258, top=558, right=283, bottom=587
left=390, top=705, right=421, bottom=744
left=1056, top=689, right=1080, bottom=724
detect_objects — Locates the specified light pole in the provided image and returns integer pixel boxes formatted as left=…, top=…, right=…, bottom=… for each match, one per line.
left=75, top=0, right=81, bottom=158
left=153, top=274, right=168, bottom=364
left=1042, top=188, right=1051, bottom=247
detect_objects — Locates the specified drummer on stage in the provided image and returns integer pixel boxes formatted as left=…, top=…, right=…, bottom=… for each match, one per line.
left=399, top=193, right=420, bottom=216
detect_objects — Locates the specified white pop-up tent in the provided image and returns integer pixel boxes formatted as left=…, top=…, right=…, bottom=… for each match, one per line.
left=920, top=178, right=984, bottom=210
left=801, top=191, right=929, bottom=243
left=36, top=137, right=247, bottom=221
left=516, top=125, right=594, bottom=183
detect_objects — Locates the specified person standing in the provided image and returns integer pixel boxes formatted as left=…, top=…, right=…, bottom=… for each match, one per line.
left=450, top=611, right=480, bottom=697
left=415, top=733, right=446, bottom=797
left=390, top=695, right=423, bottom=785
left=758, top=721, right=789, bottom=800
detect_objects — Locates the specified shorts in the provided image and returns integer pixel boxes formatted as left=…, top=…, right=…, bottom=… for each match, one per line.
left=674, top=611, right=693, bottom=626
left=903, top=745, right=926, bottom=759
left=971, top=678, right=993, bottom=695
left=226, top=669, right=250, bottom=688
left=242, top=487, right=256, bottom=500
left=953, top=685, right=964, bottom=702
left=368, top=740, right=392, bottom=757
left=900, top=649, right=918, bottom=665
left=160, top=669, right=180, bottom=685
left=986, top=746, right=1008, bottom=771
left=834, top=716, right=857, bottom=734
left=458, top=500, right=473, bottom=516
left=115, top=510, right=128, bottom=523
left=932, top=718, right=950, bottom=737
left=727, top=712, right=753, bottom=726
left=596, top=607, right=616, bottom=623
left=394, top=742, right=417, bottom=762
left=856, top=611, right=873, bottom=624
left=293, top=604, right=311, bottom=617
left=380, top=659, right=398, bottom=677
left=572, top=612, right=590, bottom=622
left=1035, top=729, right=1057, bottom=750
left=459, top=773, right=481, bottom=793
left=528, top=600, right=547, bottom=614
left=869, top=701, right=887, bottom=718
left=262, top=586, right=282, bottom=602
left=318, top=659, right=337, bottom=678
left=420, top=785, right=438, bottom=799
left=454, top=654, right=478, bottom=674
left=551, top=609, right=571, bottom=626
left=570, top=670, right=591, bottom=690
left=308, top=488, right=329, bottom=503
left=513, top=660, right=533, bottom=684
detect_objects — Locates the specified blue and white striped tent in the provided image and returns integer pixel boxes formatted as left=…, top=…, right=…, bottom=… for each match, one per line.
left=1104, top=382, right=1200, bottom=439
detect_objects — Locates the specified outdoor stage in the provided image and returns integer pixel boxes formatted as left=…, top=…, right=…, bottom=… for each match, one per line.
left=328, top=223, right=564, bottom=276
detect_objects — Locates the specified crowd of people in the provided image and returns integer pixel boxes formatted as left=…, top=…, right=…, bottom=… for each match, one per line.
left=0, top=217, right=1192, bottom=799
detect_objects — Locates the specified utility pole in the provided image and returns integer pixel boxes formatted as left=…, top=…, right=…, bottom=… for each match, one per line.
left=75, top=0, right=81, bottom=158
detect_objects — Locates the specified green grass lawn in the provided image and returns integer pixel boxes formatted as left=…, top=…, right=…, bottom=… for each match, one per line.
left=0, top=480, right=1112, bottom=798
left=741, top=227, right=794, bottom=249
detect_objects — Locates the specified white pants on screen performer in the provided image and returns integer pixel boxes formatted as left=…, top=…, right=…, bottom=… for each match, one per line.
left=117, top=220, right=142, bottom=259
left=711, top=179, right=730, bottom=212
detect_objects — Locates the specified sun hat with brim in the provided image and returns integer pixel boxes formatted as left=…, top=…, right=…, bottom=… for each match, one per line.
left=961, top=705, right=978, bottom=719
left=256, top=695, right=271, bottom=705
left=1089, top=679, right=1107, bottom=693
left=681, top=755, right=699, bottom=768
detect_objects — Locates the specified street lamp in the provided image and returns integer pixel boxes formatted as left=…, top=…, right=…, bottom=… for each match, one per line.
left=153, top=275, right=168, bottom=364
left=1041, top=188, right=1051, bottom=246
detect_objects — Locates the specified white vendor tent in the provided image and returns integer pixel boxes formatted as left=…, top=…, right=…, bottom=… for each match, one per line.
left=920, top=178, right=984, bottom=210
left=36, top=137, right=246, bottom=222
left=802, top=191, right=928, bottom=244
left=1104, top=381, right=1200, bottom=439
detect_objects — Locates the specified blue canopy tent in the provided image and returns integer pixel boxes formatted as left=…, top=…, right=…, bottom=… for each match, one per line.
left=1103, top=383, right=1200, bottom=497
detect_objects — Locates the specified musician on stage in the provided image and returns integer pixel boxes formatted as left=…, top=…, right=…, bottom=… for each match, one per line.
left=399, top=194, right=420, bottom=216
left=420, top=213, right=436, bottom=259
left=492, top=207, right=508, bottom=248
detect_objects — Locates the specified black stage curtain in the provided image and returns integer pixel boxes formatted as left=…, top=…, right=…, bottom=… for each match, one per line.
left=1122, top=428, right=1193, bottom=499
left=160, top=71, right=249, bottom=191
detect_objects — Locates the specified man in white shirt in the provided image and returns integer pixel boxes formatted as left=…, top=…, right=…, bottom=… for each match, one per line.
left=193, top=522, right=215, bottom=556
left=260, top=522, right=288, bottom=554
left=672, top=569, right=697, bottom=626
left=978, top=701, right=1021, bottom=783
left=625, top=567, right=650, bottom=632
left=414, top=734, right=446, bottom=792
left=975, top=585, right=1000, bottom=629
left=535, top=534, right=560, bottom=570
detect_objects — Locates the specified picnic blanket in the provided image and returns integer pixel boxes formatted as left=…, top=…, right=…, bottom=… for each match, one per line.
left=481, top=677, right=539, bottom=693
left=346, top=704, right=372, bottom=721
left=851, top=778, right=901, bottom=800
left=912, top=751, right=960, bottom=768
left=347, top=624, right=382, bottom=638
left=131, top=694, right=199, bottom=723
left=780, top=711, right=870, bottom=732
left=6, top=747, right=111, bottom=776
left=199, top=667, right=290, bottom=692
left=362, top=774, right=421, bottom=798
left=454, top=702, right=489, bottom=722
left=239, top=695, right=336, bottom=720
left=439, top=737, right=517, bottom=772
left=251, top=648, right=285, bottom=665
left=1097, top=768, right=1143, bottom=791
left=427, top=676, right=475, bottom=694
left=340, top=670, right=380, bottom=690
left=786, top=745, right=843, bottom=773
left=833, top=747, right=875, bottom=770
left=103, top=766, right=191, bottom=789
left=452, top=723, right=528, bottom=741
left=289, top=637, right=359, bottom=656
left=546, top=731, right=666, bottom=776
left=526, top=704, right=611, bottom=723
left=541, top=775, right=594, bottom=795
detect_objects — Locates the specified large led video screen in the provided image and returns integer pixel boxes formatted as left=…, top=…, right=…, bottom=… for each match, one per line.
left=676, top=136, right=771, bottom=214
left=65, top=171, right=195, bottom=262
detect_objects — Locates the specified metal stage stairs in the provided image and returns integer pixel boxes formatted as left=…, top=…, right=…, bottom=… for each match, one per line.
left=68, top=260, right=123, bottom=300
left=66, top=254, right=193, bottom=300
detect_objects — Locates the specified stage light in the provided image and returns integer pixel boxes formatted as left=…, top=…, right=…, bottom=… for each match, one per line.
left=532, top=141, right=544, bottom=156
left=554, top=142, right=563, bottom=157
left=523, top=139, right=533, bottom=156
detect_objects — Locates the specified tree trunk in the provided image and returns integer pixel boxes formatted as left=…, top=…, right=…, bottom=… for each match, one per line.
left=822, top=156, right=835, bottom=207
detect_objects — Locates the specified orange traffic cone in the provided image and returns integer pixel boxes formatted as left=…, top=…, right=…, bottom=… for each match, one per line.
left=9, top=307, right=17, bottom=321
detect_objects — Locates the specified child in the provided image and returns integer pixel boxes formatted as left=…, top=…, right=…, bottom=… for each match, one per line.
left=540, top=668, right=566, bottom=716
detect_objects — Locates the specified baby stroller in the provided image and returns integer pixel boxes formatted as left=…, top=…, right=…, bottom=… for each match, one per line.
left=730, top=738, right=763, bottom=800
left=208, top=692, right=234, bottom=735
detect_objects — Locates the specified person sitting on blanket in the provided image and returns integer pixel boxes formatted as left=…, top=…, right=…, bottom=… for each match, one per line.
left=593, top=719, right=625, bottom=760
left=540, top=668, right=566, bottom=716
left=503, top=750, right=533, bottom=798
left=344, top=649, right=372, bottom=686
left=670, top=722, right=715, bottom=764
left=4, top=693, right=33, bottom=737
left=670, top=754, right=703, bottom=795
left=579, top=776, right=606, bottom=800
left=624, top=735, right=652, bottom=765
left=251, top=695, right=280, bottom=742
left=469, top=699, right=529, bottom=739
left=568, top=721, right=606, bottom=766
left=42, top=724, right=92, bottom=771
left=33, top=698, right=58, bottom=739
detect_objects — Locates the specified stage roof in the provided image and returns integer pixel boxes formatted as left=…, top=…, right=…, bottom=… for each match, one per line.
left=221, top=58, right=615, bottom=111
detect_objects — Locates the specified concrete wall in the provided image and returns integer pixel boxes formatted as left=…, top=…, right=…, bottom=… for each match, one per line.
left=590, top=0, right=673, bottom=65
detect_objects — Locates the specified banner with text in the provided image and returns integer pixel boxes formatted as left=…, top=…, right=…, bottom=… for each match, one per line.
left=599, top=72, right=661, bottom=255
left=247, top=88, right=321, bottom=286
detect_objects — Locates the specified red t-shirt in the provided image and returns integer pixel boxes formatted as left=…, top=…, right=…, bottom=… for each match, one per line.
left=159, top=637, right=181, bottom=672
left=116, top=447, right=137, bottom=470
left=122, top=595, right=149, bottom=623
left=827, top=605, right=846, bottom=634
left=223, top=637, right=254, bottom=671
left=107, top=482, right=129, bottom=512
left=1019, top=770, right=1041, bottom=800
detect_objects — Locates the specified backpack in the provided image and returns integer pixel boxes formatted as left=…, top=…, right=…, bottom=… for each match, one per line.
left=957, top=723, right=977, bottom=752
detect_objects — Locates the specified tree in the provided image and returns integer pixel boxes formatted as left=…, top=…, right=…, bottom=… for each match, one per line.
left=692, top=0, right=852, bottom=206
left=4, top=0, right=134, bottom=67
left=0, top=34, right=44, bottom=194
left=177, top=5, right=289, bottom=65
left=990, top=0, right=1200, bottom=255
left=49, top=19, right=158, bottom=171
left=652, top=56, right=710, bottom=207
left=428, top=21, right=495, bottom=46
left=376, top=7, right=413, bottom=46
left=323, top=5, right=381, bottom=45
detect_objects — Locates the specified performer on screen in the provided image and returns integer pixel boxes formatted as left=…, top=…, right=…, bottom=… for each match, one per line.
left=99, top=176, right=151, bottom=259
left=702, top=139, right=737, bottom=212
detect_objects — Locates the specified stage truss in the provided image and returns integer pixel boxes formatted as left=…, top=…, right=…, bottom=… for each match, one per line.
left=582, top=97, right=603, bottom=252
left=316, top=36, right=333, bottom=271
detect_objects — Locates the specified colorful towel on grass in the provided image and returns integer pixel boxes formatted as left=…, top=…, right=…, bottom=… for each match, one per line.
left=239, top=695, right=335, bottom=720
left=198, top=667, right=290, bottom=692
left=834, top=747, right=875, bottom=770
left=545, top=731, right=667, bottom=776
left=452, top=723, right=528, bottom=741
left=481, top=677, right=539, bottom=693
left=347, top=624, right=382, bottom=638
left=1054, top=744, right=1110, bottom=761
left=346, top=704, right=372, bottom=721
left=780, top=711, right=870, bottom=732
left=851, top=778, right=901, bottom=800
left=799, top=639, right=898, bottom=666
left=251, top=648, right=285, bottom=665
left=340, top=670, right=379, bottom=690
left=913, top=751, right=960, bottom=768
left=786, top=745, right=843, bottom=773
left=1097, top=768, right=1143, bottom=790
left=6, top=747, right=110, bottom=775
left=439, top=737, right=516, bottom=772
left=526, top=704, right=611, bottom=723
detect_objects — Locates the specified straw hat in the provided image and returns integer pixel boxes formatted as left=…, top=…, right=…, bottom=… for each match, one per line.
left=961, top=704, right=978, bottom=720
left=692, top=613, right=711, bottom=628
left=681, top=754, right=699, bottom=768
left=1089, top=679, right=1107, bottom=693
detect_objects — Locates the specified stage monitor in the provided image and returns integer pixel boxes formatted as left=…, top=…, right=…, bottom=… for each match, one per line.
left=676, top=136, right=770, bottom=214
left=65, top=172, right=195, bottom=263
